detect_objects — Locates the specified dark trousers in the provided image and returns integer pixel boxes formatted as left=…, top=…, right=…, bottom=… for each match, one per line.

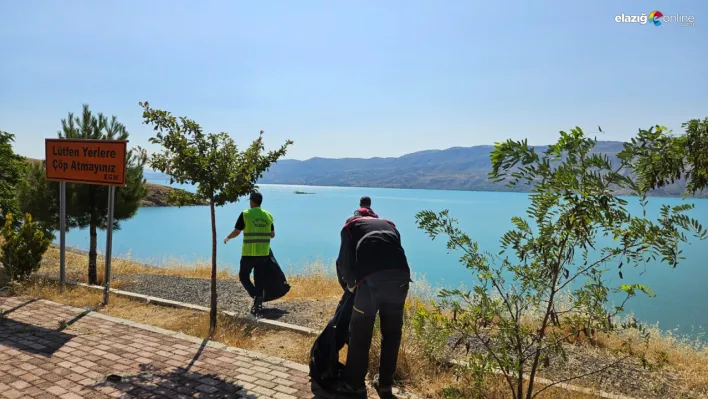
left=334, top=291, right=354, bottom=352
left=343, top=272, right=410, bottom=390
left=239, top=256, right=268, bottom=298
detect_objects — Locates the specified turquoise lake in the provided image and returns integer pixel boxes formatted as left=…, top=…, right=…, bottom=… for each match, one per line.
left=60, top=183, right=708, bottom=337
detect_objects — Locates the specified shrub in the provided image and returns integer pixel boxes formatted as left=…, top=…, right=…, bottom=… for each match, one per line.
left=416, top=127, right=707, bottom=399
left=0, top=131, right=25, bottom=228
left=1, top=213, right=51, bottom=281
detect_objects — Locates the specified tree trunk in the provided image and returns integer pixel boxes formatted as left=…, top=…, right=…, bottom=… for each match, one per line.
left=525, top=235, right=569, bottom=399
left=88, top=220, right=98, bottom=285
left=209, top=201, right=218, bottom=335
left=517, top=370, right=524, bottom=399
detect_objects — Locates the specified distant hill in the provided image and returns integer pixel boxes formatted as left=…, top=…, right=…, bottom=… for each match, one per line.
left=138, top=142, right=706, bottom=198
left=256, top=141, right=707, bottom=198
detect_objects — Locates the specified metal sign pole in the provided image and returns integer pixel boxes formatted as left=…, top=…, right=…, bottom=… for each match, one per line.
left=103, top=186, right=116, bottom=305
left=45, top=138, right=127, bottom=302
left=59, top=182, right=66, bottom=291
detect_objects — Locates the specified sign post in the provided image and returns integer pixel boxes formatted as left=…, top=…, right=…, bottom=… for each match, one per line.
left=45, top=138, right=128, bottom=305
left=103, top=186, right=116, bottom=305
left=59, top=181, right=66, bottom=291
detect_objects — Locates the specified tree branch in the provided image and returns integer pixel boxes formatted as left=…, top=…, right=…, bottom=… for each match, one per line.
left=447, top=233, right=517, bottom=330
left=468, top=323, right=518, bottom=396
left=555, top=254, right=612, bottom=292
left=525, top=231, right=569, bottom=399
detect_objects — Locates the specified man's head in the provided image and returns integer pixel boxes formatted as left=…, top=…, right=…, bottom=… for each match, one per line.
left=359, top=196, right=372, bottom=208
left=249, top=192, right=263, bottom=208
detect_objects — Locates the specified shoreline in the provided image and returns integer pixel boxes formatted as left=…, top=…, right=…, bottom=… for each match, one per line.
left=47, top=243, right=708, bottom=340
left=149, top=180, right=708, bottom=200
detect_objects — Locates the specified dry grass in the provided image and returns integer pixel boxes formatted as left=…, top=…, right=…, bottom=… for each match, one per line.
left=285, top=259, right=343, bottom=301
left=40, top=247, right=342, bottom=300
left=41, top=246, right=232, bottom=283
left=15, top=279, right=315, bottom=359
left=596, top=323, right=708, bottom=396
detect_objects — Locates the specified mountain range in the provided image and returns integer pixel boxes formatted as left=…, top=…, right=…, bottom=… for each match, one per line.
left=144, top=141, right=707, bottom=198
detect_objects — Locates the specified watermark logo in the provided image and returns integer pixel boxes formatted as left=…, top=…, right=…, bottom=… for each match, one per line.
left=615, top=10, right=695, bottom=27
left=649, top=11, right=663, bottom=26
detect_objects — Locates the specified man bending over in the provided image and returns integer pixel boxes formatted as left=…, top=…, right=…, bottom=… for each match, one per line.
left=335, top=204, right=411, bottom=399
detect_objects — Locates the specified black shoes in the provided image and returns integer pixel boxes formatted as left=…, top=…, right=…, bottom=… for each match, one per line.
left=373, top=375, right=397, bottom=399
left=375, top=386, right=397, bottom=399
left=250, top=296, right=263, bottom=317
left=331, top=377, right=397, bottom=399
left=333, top=382, right=367, bottom=399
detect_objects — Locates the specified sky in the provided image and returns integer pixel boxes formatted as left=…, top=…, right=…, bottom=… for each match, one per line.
left=1, top=0, right=707, bottom=161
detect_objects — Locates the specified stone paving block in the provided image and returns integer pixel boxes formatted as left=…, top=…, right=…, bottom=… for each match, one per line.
left=47, top=385, right=70, bottom=395
left=1, top=390, right=23, bottom=399
left=0, top=297, right=321, bottom=399
left=1, top=296, right=421, bottom=399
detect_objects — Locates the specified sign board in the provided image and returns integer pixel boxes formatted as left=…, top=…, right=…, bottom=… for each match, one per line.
left=45, top=139, right=128, bottom=186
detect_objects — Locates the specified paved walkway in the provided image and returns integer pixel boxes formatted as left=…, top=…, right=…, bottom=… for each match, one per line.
left=0, top=296, right=332, bottom=399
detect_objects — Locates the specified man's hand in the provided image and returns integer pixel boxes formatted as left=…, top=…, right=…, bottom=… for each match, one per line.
left=223, top=237, right=231, bottom=244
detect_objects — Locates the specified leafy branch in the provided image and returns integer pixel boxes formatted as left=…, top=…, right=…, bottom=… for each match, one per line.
left=415, top=124, right=706, bottom=399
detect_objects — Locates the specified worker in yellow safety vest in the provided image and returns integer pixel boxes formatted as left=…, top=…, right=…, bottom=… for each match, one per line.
left=223, top=192, right=275, bottom=317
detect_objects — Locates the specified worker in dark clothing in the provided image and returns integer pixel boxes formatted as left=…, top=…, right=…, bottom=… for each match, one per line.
left=335, top=207, right=411, bottom=399
left=353, top=195, right=378, bottom=219
left=223, top=192, right=275, bottom=317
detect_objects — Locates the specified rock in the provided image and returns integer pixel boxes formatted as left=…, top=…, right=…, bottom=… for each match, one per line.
left=141, top=183, right=207, bottom=207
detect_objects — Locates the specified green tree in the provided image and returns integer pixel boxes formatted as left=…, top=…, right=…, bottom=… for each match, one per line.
left=17, top=160, right=65, bottom=240
left=59, top=104, right=147, bottom=285
left=1, top=213, right=51, bottom=281
left=0, top=131, right=25, bottom=227
left=139, top=101, right=293, bottom=333
left=415, top=127, right=706, bottom=399
left=620, top=117, right=708, bottom=195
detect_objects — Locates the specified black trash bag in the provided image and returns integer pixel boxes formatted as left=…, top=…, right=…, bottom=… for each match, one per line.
left=309, top=290, right=354, bottom=390
left=261, top=249, right=291, bottom=302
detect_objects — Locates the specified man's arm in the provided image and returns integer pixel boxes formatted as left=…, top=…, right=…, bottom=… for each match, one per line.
left=224, top=213, right=245, bottom=244
left=225, top=229, right=241, bottom=242
left=336, top=228, right=356, bottom=290
left=270, top=223, right=275, bottom=238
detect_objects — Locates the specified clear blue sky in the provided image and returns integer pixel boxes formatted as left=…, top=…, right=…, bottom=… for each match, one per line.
left=1, top=0, right=706, bottom=160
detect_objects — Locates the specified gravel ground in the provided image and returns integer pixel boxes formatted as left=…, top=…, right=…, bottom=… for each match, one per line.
left=540, top=344, right=686, bottom=399
left=446, top=334, right=693, bottom=399
left=116, top=274, right=338, bottom=330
